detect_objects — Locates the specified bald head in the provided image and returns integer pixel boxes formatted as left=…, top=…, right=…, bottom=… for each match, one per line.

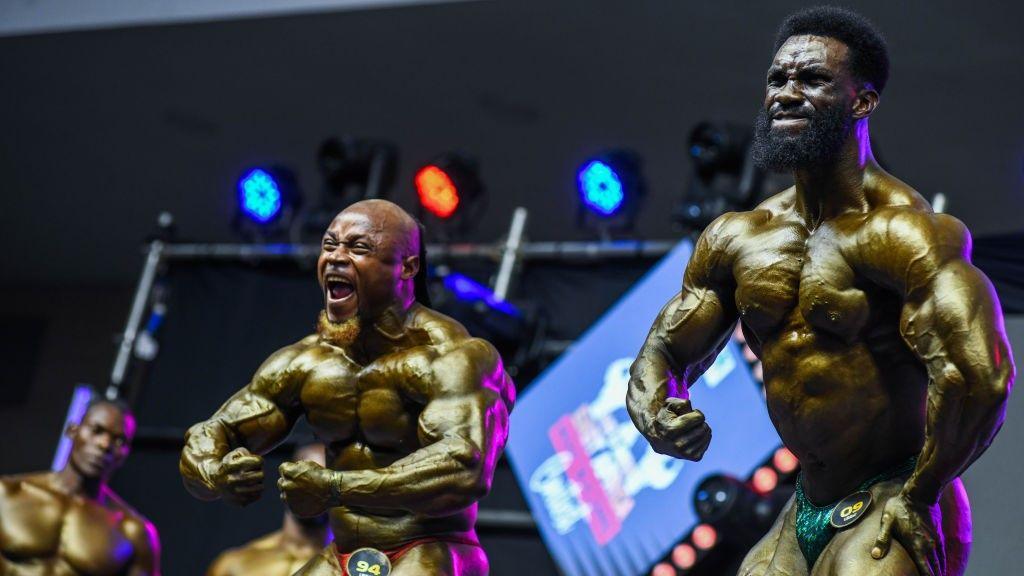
left=318, top=200, right=425, bottom=323
left=337, top=200, right=420, bottom=259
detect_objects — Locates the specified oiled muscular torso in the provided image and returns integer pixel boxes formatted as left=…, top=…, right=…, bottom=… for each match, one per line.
left=0, top=474, right=146, bottom=576
left=290, top=309, right=480, bottom=550
left=209, top=531, right=318, bottom=576
left=723, top=189, right=928, bottom=503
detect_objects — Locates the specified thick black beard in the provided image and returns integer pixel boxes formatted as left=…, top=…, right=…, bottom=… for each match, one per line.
left=752, top=103, right=852, bottom=172
left=316, top=312, right=361, bottom=347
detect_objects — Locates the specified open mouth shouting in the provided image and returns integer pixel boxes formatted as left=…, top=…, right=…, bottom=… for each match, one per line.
left=324, top=272, right=358, bottom=321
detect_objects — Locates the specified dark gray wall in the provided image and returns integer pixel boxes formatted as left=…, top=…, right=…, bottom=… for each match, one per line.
left=2, top=0, right=1023, bottom=288
left=963, top=315, right=1024, bottom=575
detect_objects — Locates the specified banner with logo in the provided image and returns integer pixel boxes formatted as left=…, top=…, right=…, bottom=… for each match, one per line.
left=507, top=240, right=780, bottom=576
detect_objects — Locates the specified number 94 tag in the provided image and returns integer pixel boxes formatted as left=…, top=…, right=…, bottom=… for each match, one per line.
left=829, top=490, right=872, bottom=529
left=346, top=547, right=391, bottom=576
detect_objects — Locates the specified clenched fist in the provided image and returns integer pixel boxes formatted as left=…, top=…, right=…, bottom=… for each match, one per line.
left=646, top=397, right=712, bottom=461
left=210, top=447, right=265, bottom=506
left=278, top=460, right=339, bottom=518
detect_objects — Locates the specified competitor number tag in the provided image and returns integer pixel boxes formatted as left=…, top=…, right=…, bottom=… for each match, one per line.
left=830, top=490, right=872, bottom=529
left=346, top=547, right=391, bottom=576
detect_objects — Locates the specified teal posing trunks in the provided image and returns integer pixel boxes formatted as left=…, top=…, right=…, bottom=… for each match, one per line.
left=794, top=457, right=918, bottom=568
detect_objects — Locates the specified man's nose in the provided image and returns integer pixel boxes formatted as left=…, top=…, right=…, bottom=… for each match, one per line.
left=326, top=247, right=352, bottom=265
left=94, top=434, right=113, bottom=451
left=775, top=80, right=804, bottom=106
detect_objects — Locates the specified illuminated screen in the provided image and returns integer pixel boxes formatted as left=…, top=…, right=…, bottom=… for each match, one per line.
left=506, top=240, right=780, bottom=576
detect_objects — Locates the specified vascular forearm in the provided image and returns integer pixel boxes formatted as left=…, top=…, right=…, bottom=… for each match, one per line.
left=906, top=359, right=1012, bottom=505
left=332, top=437, right=488, bottom=516
left=180, top=390, right=294, bottom=499
left=180, top=419, right=234, bottom=500
left=627, top=291, right=731, bottom=434
left=902, top=267, right=1014, bottom=504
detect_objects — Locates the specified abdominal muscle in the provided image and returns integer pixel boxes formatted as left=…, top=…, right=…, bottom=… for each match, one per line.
left=758, top=327, right=927, bottom=504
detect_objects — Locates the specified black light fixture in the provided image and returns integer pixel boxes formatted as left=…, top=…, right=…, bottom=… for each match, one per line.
left=677, top=122, right=765, bottom=232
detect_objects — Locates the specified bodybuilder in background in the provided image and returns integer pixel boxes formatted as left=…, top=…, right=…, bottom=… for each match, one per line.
left=0, top=399, right=161, bottom=575
left=207, top=442, right=332, bottom=576
left=627, top=6, right=1012, bottom=576
left=181, top=199, right=515, bottom=575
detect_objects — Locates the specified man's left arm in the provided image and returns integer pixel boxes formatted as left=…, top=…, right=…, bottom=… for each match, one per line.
left=861, top=209, right=1015, bottom=573
left=279, top=338, right=514, bottom=518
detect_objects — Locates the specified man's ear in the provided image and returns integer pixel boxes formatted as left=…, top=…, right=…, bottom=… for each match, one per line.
left=65, top=423, right=79, bottom=439
left=401, top=254, right=420, bottom=280
left=852, top=85, right=879, bottom=119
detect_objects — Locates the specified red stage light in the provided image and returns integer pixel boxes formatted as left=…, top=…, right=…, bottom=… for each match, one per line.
left=692, top=524, right=717, bottom=550
left=773, top=447, right=799, bottom=474
left=651, top=562, right=676, bottom=576
left=415, top=165, right=460, bottom=218
left=672, top=543, right=697, bottom=569
left=752, top=466, right=778, bottom=494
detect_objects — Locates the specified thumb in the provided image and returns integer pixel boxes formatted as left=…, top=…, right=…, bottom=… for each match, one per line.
left=871, top=512, right=894, bottom=559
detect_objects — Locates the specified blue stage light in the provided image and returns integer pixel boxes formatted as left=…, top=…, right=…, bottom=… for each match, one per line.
left=443, top=273, right=519, bottom=317
left=238, top=168, right=283, bottom=223
left=578, top=160, right=625, bottom=216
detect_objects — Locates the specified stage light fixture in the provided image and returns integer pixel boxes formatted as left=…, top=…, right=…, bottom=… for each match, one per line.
left=650, top=562, right=676, bottom=576
left=239, top=168, right=283, bottom=223
left=772, top=447, right=799, bottom=474
left=692, top=524, right=718, bottom=551
left=677, top=121, right=767, bottom=232
left=234, top=165, right=301, bottom=239
left=575, top=149, right=645, bottom=236
left=672, top=543, right=697, bottom=569
left=752, top=466, right=779, bottom=494
left=416, top=165, right=461, bottom=218
left=317, top=136, right=398, bottom=205
left=413, top=152, right=484, bottom=238
left=442, top=272, right=519, bottom=317
left=578, top=160, right=625, bottom=216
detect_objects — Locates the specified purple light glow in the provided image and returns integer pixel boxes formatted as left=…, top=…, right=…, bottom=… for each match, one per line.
left=51, top=385, right=94, bottom=471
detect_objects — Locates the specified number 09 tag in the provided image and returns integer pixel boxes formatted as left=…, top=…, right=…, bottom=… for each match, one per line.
left=829, top=490, right=872, bottom=529
left=346, top=547, right=391, bottom=576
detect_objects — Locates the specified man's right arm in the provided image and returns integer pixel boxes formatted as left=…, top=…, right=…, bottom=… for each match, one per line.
left=627, top=213, right=739, bottom=460
left=179, top=338, right=312, bottom=503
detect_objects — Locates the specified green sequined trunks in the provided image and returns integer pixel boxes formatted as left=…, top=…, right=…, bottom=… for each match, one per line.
left=794, top=457, right=917, bottom=569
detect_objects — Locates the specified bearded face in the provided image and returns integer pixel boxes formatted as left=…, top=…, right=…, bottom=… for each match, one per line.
left=752, top=35, right=860, bottom=172
left=752, top=99, right=852, bottom=171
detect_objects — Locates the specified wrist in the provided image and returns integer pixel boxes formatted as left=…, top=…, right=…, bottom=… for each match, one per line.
left=901, top=477, right=940, bottom=507
left=329, top=470, right=344, bottom=507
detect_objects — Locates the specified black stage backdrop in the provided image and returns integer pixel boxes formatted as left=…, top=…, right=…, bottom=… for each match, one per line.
left=112, top=256, right=658, bottom=575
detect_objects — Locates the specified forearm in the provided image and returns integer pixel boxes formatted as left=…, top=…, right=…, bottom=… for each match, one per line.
left=331, top=437, right=489, bottom=516
left=627, top=337, right=685, bottom=434
left=180, top=390, right=294, bottom=499
left=902, top=267, right=1015, bottom=504
left=905, top=358, right=1012, bottom=504
left=180, top=419, right=234, bottom=500
left=627, top=292, right=731, bottom=434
